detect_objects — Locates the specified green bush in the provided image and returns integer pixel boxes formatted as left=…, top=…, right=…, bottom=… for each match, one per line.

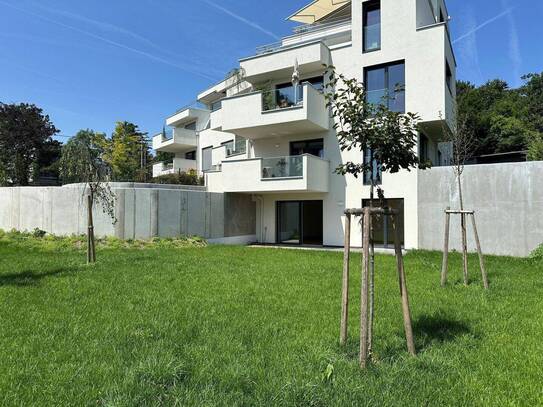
left=530, top=243, right=543, bottom=259
left=152, top=169, right=203, bottom=186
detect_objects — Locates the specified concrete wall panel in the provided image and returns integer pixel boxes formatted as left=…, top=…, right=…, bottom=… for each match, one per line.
left=418, top=162, right=543, bottom=257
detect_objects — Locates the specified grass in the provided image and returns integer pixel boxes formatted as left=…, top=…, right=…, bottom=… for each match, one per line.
left=0, top=233, right=542, bottom=406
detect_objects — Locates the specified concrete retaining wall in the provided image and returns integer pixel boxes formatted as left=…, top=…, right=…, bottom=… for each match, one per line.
left=418, top=162, right=543, bottom=257
left=0, top=183, right=256, bottom=242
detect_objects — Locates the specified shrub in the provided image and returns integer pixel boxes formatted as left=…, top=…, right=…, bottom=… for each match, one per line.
left=530, top=243, right=543, bottom=259
left=152, top=169, right=203, bottom=186
left=32, top=228, right=47, bottom=238
left=0, top=229, right=207, bottom=251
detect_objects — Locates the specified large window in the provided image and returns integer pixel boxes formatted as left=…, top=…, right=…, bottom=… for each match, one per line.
left=362, top=198, right=404, bottom=248
left=365, top=61, right=405, bottom=113
left=363, top=148, right=382, bottom=186
left=276, top=201, right=323, bottom=246
left=202, top=146, right=213, bottom=171
left=184, top=121, right=197, bottom=131
left=363, top=0, right=381, bottom=52
left=290, top=138, right=324, bottom=158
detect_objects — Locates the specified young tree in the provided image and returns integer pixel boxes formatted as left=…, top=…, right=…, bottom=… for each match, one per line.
left=105, top=121, right=151, bottom=182
left=440, top=106, right=478, bottom=285
left=0, top=102, right=59, bottom=185
left=325, top=67, right=428, bottom=358
left=59, top=130, right=115, bottom=264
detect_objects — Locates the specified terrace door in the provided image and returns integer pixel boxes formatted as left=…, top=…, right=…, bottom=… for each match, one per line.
left=276, top=201, right=323, bottom=246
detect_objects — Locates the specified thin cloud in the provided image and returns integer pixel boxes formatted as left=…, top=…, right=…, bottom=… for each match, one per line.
left=0, top=0, right=218, bottom=81
left=453, top=7, right=515, bottom=44
left=200, top=0, right=280, bottom=40
left=500, top=0, right=522, bottom=86
left=455, top=6, right=483, bottom=84
left=30, top=2, right=181, bottom=61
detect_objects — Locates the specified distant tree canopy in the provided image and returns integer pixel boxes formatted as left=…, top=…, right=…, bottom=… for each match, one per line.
left=104, top=121, right=151, bottom=182
left=457, top=73, right=543, bottom=160
left=0, top=102, right=59, bottom=185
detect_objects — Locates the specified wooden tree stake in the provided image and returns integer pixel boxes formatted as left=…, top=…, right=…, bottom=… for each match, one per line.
left=470, top=213, right=489, bottom=290
left=461, top=213, right=469, bottom=286
left=441, top=207, right=451, bottom=287
left=392, top=214, right=416, bottom=356
left=340, top=214, right=351, bottom=346
left=359, top=208, right=371, bottom=368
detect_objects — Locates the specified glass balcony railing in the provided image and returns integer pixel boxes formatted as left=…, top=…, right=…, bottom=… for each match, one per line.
left=364, top=24, right=381, bottom=51
left=261, top=156, right=303, bottom=179
left=159, top=128, right=174, bottom=141
left=225, top=139, right=247, bottom=157
left=261, top=85, right=304, bottom=112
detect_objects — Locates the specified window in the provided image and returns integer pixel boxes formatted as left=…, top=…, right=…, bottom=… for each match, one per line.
left=446, top=61, right=453, bottom=94
left=363, top=0, right=381, bottom=52
left=362, top=198, right=404, bottom=248
left=419, top=134, right=429, bottom=163
left=363, top=148, right=382, bottom=185
left=202, top=146, right=213, bottom=171
left=185, top=150, right=196, bottom=160
left=290, top=138, right=324, bottom=158
left=184, top=121, right=197, bottom=131
left=365, top=61, right=405, bottom=113
left=211, top=99, right=222, bottom=112
left=302, top=76, right=325, bottom=92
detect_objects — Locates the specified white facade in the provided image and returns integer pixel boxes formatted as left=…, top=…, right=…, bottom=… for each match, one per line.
left=154, top=0, right=456, bottom=248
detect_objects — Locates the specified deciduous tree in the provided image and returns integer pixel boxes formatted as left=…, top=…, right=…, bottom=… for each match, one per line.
left=59, top=130, right=115, bottom=264
left=325, top=66, right=428, bottom=359
left=0, top=102, right=59, bottom=185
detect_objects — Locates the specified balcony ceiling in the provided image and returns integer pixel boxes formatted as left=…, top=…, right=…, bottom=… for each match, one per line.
left=288, top=0, right=350, bottom=24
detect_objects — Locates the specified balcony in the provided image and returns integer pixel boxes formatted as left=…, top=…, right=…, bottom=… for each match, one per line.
left=221, top=154, right=329, bottom=193
left=153, top=128, right=197, bottom=153
left=166, top=103, right=209, bottom=127
left=152, top=158, right=198, bottom=178
left=240, top=41, right=331, bottom=83
left=221, top=83, right=329, bottom=139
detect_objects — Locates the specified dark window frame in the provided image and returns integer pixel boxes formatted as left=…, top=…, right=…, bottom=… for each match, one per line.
left=363, top=148, right=383, bottom=186
left=362, top=198, right=404, bottom=248
left=445, top=61, right=453, bottom=95
left=289, top=138, right=325, bottom=158
left=275, top=200, right=323, bottom=246
left=363, top=0, right=381, bottom=53
left=364, top=60, right=406, bottom=113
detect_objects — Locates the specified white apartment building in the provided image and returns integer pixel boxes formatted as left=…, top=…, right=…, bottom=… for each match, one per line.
left=153, top=0, right=456, bottom=249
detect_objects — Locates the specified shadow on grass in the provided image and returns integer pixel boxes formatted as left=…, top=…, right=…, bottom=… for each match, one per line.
left=413, top=314, right=476, bottom=350
left=0, top=268, right=77, bottom=287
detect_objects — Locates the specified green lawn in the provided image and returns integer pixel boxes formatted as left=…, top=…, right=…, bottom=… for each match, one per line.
left=0, top=236, right=542, bottom=406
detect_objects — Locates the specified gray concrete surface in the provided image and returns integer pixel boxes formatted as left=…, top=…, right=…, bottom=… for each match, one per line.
left=418, top=162, right=543, bottom=257
left=0, top=183, right=256, bottom=241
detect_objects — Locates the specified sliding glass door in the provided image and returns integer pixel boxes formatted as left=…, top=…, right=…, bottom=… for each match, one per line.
left=276, top=201, right=323, bottom=246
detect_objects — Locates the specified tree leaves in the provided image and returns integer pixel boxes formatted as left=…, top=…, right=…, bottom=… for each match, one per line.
left=323, top=66, right=426, bottom=186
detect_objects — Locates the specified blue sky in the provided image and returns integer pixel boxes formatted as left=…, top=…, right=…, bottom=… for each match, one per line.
left=0, top=0, right=541, bottom=142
